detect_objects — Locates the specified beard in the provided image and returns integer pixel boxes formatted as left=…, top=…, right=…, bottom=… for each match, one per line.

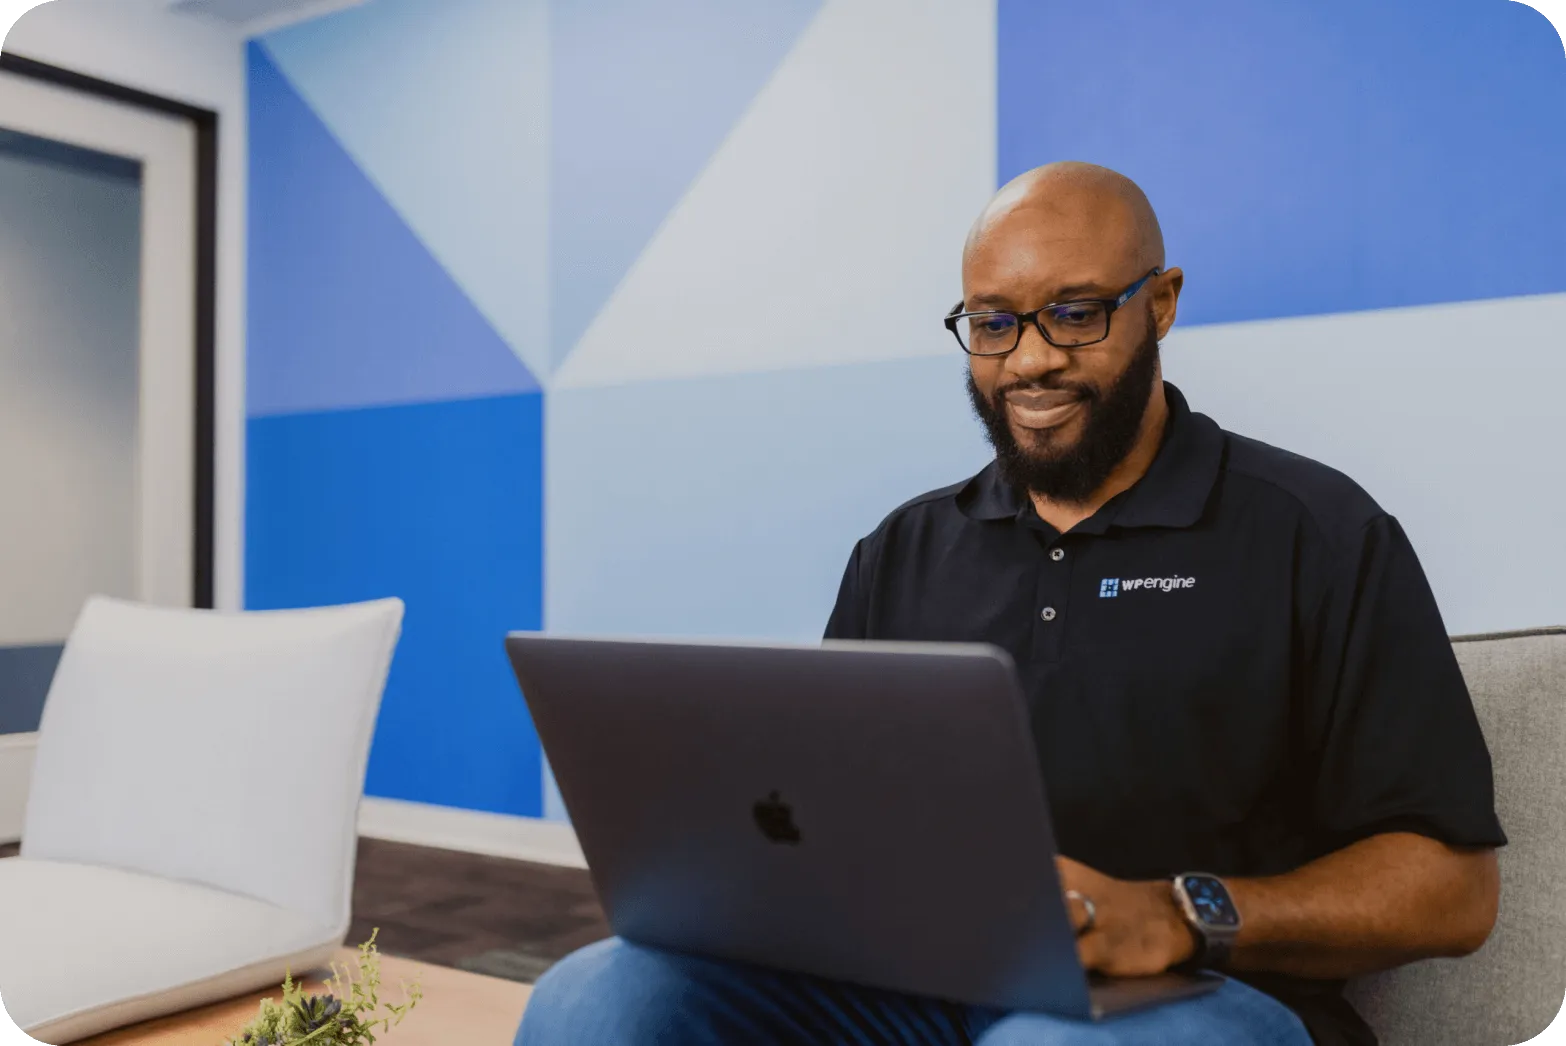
left=966, top=322, right=1161, bottom=504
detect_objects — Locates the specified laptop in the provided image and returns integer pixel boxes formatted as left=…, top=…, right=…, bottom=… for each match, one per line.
left=505, top=634, right=1220, bottom=1019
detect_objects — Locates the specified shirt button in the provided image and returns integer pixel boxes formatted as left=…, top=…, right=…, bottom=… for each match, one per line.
left=1050, top=548, right=1065, bottom=562
left=1040, top=607, right=1057, bottom=622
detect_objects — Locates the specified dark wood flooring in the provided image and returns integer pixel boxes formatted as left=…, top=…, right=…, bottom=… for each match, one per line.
left=0, top=838, right=608, bottom=984
left=348, top=838, right=610, bottom=983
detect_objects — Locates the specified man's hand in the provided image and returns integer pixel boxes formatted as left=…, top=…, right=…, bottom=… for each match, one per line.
left=1057, top=856, right=1196, bottom=977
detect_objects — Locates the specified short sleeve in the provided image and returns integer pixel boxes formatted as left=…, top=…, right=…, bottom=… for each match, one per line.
left=824, top=539, right=870, bottom=640
left=1305, top=514, right=1506, bottom=852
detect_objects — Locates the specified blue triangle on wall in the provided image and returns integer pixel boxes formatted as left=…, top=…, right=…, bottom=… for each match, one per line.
left=248, top=42, right=539, bottom=418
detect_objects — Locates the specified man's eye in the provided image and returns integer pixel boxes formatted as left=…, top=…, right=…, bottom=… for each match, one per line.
left=1050, top=305, right=1098, bottom=326
left=980, top=317, right=1015, bottom=333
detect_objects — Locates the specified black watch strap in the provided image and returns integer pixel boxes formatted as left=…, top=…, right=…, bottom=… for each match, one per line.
left=1173, top=919, right=1212, bottom=974
left=1196, top=931, right=1233, bottom=970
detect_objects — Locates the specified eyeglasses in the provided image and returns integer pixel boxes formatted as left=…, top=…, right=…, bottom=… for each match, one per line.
left=944, top=268, right=1162, bottom=356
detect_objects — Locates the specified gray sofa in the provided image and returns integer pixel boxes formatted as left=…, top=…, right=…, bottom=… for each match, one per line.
left=1347, top=627, right=1566, bottom=1044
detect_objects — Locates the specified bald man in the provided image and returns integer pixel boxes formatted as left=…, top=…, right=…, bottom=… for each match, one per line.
left=516, top=164, right=1504, bottom=1046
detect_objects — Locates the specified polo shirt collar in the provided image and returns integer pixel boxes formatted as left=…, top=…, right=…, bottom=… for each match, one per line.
left=957, top=382, right=1224, bottom=532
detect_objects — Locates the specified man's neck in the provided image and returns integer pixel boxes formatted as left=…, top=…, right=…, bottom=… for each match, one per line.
left=1028, top=382, right=1171, bottom=534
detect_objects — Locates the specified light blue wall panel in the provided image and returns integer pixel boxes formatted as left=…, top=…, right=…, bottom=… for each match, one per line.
left=1164, top=294, right=1566, bottom=638
left=545, top=356, right=993, bottom=642
left=998, top=0, right=1566, bottom=325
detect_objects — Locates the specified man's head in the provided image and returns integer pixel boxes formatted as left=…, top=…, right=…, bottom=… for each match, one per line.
left=960, top=162, right=1183, bottom=504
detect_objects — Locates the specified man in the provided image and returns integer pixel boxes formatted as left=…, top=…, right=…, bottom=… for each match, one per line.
left=517, top=163, right=1505, bottom=1045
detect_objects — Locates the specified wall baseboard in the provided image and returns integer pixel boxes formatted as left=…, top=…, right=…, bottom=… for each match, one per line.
left=0, top=732, right=38, bottom=845
left=357, top=796, right=585, bottom=869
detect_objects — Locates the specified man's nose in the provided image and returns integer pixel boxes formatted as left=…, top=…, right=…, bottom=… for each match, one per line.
left=1007, top=320, right=1070, bottom=380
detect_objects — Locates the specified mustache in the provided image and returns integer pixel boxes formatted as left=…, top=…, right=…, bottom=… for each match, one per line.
left=990, top=377, right=1102, bottom=404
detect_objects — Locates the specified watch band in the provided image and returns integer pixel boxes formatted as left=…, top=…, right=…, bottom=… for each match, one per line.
left=1197, top=930, right=1233, bottom=970
left=1172, top=916, right=1222, bottom=974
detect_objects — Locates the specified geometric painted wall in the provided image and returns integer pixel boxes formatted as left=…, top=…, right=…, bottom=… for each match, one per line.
left=246, top=0, right=1566, bottom=822
left=245, top=38, right=546, bottom=815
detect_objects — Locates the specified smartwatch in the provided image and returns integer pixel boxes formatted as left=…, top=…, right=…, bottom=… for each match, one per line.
left=1170, top=872, right=1241, bottom=970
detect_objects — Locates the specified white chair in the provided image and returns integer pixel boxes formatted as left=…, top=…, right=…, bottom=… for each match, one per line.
left=0, top=596, right=403, bottom=1043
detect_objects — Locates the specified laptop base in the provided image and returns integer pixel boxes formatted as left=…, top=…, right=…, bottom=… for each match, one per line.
left=1088, top=971, right=1224, bottom=1019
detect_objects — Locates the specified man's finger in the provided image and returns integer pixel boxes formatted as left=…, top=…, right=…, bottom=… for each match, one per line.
left=1075, top=925, right=1106, bottom=972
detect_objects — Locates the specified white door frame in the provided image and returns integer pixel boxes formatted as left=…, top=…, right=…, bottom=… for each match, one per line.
left=0, top=57, right=217, bottom=618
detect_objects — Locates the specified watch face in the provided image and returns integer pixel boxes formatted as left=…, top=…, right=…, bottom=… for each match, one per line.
left=1182, top=875, right=1240, bottom=928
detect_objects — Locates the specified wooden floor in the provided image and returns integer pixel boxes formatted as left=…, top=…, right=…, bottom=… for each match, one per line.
left=0, top=838, right=609, bottom=984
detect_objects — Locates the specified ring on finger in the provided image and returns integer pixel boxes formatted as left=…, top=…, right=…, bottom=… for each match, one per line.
left=1065, top=889, right=1096, bottom=936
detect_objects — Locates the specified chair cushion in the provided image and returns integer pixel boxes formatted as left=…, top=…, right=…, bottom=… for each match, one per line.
left=0, top=858, right=338, bottom=1044
left=1346, top=628, right=1566, bottom=1045
left=22, top=597, right=402, bottom=936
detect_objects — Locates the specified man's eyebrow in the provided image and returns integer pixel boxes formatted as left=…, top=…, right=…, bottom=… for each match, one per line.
left=1050, top=283, right=1112, bottom=300
left=966, top=284, right=1112, bottom=310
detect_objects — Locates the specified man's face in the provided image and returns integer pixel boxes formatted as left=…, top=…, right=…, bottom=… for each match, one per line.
left=961, top=199, right=1177, bottom=503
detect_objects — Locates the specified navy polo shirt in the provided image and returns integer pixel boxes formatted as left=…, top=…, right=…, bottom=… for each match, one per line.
left=824, top=383, right=1504, bottom=1045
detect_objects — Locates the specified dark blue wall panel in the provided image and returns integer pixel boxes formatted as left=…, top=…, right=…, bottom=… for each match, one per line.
left=246, top=393, right=546, bottom=818
left=0, top=644, right=63, bottom=734
left=998, top=0, right=1566, bottom=325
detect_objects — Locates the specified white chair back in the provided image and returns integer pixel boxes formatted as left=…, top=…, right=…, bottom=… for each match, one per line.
left=21, top=596, right=403, bottom=936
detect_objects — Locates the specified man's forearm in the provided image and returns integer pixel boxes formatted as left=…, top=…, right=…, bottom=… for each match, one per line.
left=1223, top=832, right=1499, bottom=979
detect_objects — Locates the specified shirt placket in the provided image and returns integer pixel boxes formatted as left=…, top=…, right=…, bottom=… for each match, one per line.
left=1031, top=536, right=1074, bottom=664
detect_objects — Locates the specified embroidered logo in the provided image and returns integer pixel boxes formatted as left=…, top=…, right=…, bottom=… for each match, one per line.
left=1100, top=576, right=1195, bottom=597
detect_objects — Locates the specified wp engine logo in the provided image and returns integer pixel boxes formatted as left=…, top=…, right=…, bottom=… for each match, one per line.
left=1099, top=575, right=1196, bottom=598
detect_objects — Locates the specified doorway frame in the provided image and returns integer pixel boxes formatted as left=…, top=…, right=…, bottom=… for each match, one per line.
left=0, top=52, right=218, bottom=608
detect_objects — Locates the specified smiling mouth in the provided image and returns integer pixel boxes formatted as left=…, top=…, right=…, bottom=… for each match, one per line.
left=1005, top=395, right=1084, bottom=431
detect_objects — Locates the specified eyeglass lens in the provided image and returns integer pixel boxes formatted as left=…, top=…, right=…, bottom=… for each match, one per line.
left=959, top=301, right=1110, bottom=354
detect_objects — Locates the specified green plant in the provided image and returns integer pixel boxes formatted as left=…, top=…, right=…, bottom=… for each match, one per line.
left=224, top=930, right=422, bottom=1046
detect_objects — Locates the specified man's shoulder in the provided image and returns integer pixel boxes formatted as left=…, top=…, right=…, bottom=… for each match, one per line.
left=1219, top=429, right=1387, bottom=546
left=858, top=474, right=979, bottom=547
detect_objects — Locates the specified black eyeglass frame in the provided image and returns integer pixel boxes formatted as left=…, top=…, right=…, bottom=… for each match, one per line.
left=944, top=267, right=1163, bottom=356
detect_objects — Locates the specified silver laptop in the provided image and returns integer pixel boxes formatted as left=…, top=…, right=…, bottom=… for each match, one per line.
left=505, top=634, right=1219, bottom=1019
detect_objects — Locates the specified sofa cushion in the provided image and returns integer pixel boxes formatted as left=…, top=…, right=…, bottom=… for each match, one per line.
left=1346, top=627, right=1566, bottom=1045
left=0, top=858, right=337, bottom=1044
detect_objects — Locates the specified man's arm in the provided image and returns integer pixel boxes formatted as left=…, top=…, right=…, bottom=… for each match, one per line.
left=1224, top=832, right=1498, bottom=977
left=1057, top=832, right=1499, bottom=980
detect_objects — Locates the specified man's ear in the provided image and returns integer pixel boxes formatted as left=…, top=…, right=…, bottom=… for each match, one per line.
left=1154, top=267, right=1184, bottom=339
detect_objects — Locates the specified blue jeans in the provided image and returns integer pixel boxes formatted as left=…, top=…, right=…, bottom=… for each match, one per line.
left=516, top=938, right=1313, bottom=1045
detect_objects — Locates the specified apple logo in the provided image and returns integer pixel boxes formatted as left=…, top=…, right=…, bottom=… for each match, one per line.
left=752, top=791, right=801, bottom=845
